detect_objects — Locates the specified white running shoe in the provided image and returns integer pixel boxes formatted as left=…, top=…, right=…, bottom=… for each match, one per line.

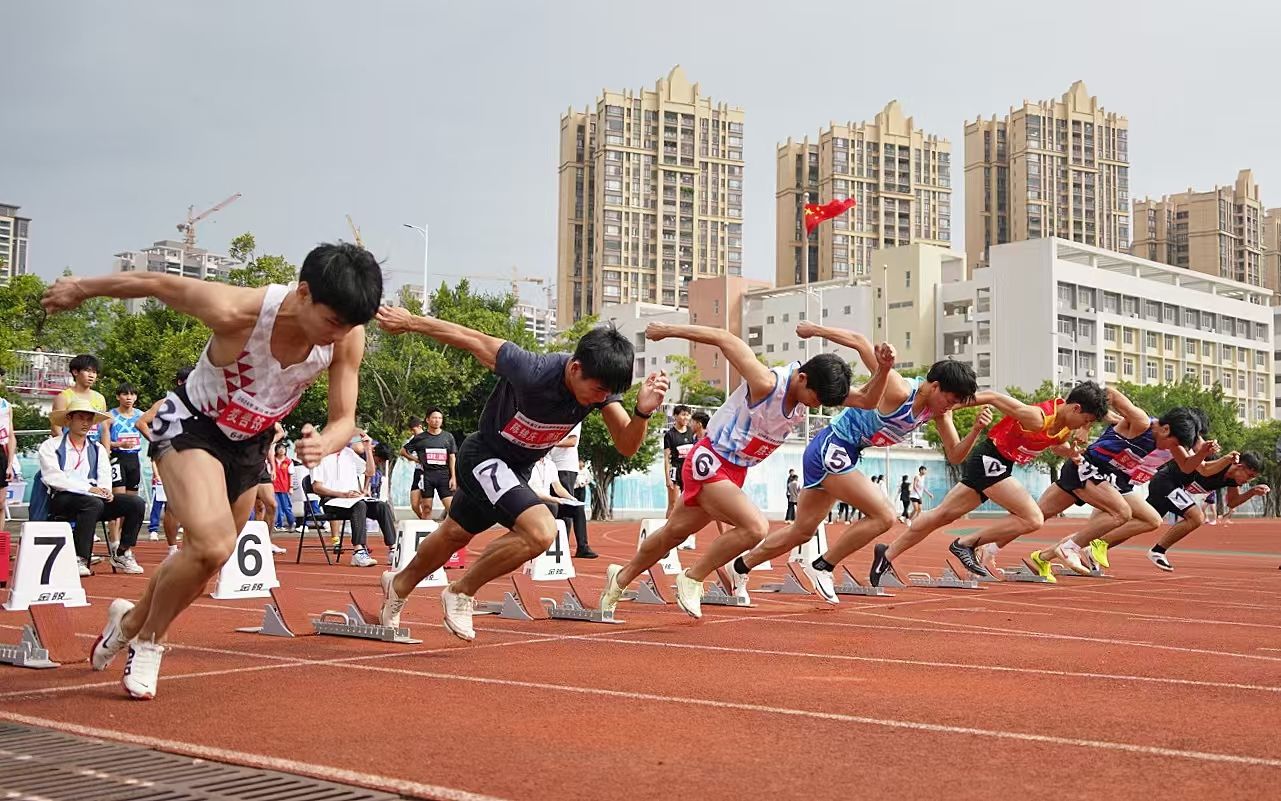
left=802, top=563, right=839, bottom=604
left=91, top=598, right=136, bottom=671
left=674, top=570, right=705, bottom=619
left=110, top=551, right=144, bottom=575
left=599, top=564, right=626, bottom=614
left=723, top=567, right=750, bottom=604
left=1147, top=549, right=1174, bottom=572
left=380, top=571, right=407, bottom=628
left=77, top=558, right=91, bottom=577
left=148, top=531, right=159, bottom=542
left=977, top=543, right=1000, bottom=576
left=269, top=542, right=287, bottom=554
left=440, top=586, right=476, bottom=641
left=1054, top=542, right=1092, bottom=576
left=122, top=639, right=164, bottom=700
left=351, top=549, right=377, bottom=568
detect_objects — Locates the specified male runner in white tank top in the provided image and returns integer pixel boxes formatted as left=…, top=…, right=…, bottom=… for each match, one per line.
left=41, top=242, right=381, bottom=700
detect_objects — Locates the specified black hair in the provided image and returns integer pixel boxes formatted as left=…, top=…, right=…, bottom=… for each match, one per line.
left=274, top=441, right=288, bottom=451
left=69, top=354, right=100, bottom=374
left=692, top=410, right=710, bottom=427
left=373, top=442, right=392, bottom=461
left=572, top=324, right=634, bottom=394
left=798, top=353, right=852, bottom=407
left=407, top=416, right=422, bottom=428
left=1239, top=451, right=1263, bottom=472
left=1065, top=380, right=1108, bottom=420
left=1189, top=408, right=1211, bottom=438
left=1157, top=407, right=1198, bottom=448
left=673, top=404, right=691, bottom=415
left=918, top=466, right=927, bottom=472
left=426, top=408, right=443, bottom=418
left=925, top=359, right=978, bottom=403
left=116, top=383, right=136, bottom=396
left=299, top=242, right=383, bottom=326
left=176, top=366, right=194, bottom=384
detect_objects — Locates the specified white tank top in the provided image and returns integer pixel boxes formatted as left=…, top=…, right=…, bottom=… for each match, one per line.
left=706, top=362, right=806, bottom=467
left=184, top=284, right=333, bottom=441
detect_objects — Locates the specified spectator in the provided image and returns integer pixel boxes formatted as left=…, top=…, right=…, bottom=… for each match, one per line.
left=909, top=465, right=932, bottom=520
left=311, top=430, right=396, bottom=567
left=898, top=475, right=911, bottom=522
left=551, top=422, right=582, bottom=520
left=785, top=469, right=799, bottom=521
left=0, top=367, right=14, bottom=521
left=528, top=451, right=595, bottom=558
left=272, top=441, right=295, bottom=531
left=49, top=354, right=109, bottom=443
left=30, top=345, right=50, bottom=388
left=107, top=382, right=144, bottom=555
left=40, top=399, right=145, bottom=575
left=574, top=458, right=590, bottom=505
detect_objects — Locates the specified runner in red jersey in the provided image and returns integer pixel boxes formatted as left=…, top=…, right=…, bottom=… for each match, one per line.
left=875, top=382, right=1108, bottom=582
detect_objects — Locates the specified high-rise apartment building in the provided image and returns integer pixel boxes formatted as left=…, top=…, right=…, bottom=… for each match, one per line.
left=556, top=66, right=744, bottom=326
left=113, top=240, right=239, bottom=312
left=0, top=203, right=31, bottom=283
left=964, top=81, right=1130, bottom=272
left=1132, top=170, right=1266, bottom=288
left=1261, top=207, right=1280, bottom=299
left=514, top=302, right=557, bottom=347
left=776, top=101, right=952, bottom=287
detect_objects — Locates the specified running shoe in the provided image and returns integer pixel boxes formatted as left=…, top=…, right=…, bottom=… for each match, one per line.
left=122, top=638, right=164, bottom=700
left=948, top=538, right=989, bottom=577
left=802, top=563, right=839, bottom=604
left=722, top=566, right=750, bottom=604
left=1089, top=538, right=1110, bottom=569
left=1147, top=549, right=1173, bottom=572
left=599, top=564, right=626, bottom=614
left=351, top=549, right=377, bottom=568
left=379, top=571, right=407, bottom=628
left=90, top=598, right=135, bottom=671
left=440, top=586, right=476, bottom=641
left=869, top=542, right=898, bottom=587
left=1028, top=550, right=1057, bottom=582
left=110, top=551, right=144, bottom=575
left=674, top=570, right=705, bottom=619
left=1055, top=542, right=1092, bottom=576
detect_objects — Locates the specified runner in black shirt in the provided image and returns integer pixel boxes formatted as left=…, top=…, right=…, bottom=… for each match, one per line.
left=1145, top=450, right=1268, bottom=571
left=662, top=404, right=696, bottom=518
left=375, top=307, right=668, bottom=641
left=401, top=409, right=457, bottom=517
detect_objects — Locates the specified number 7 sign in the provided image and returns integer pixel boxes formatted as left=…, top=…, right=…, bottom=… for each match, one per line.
left=4, top=523, right=90, bottom=611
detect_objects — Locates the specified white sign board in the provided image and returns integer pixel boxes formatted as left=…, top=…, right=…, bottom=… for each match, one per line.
left=394, top=519, right=447, bottom=588
left=788, top=523, right=829, bottom=566
left=4, top=522, right=89, bottom=611
left=524, top=520, right=575, bottom=581
left=210, top=521, right=281, bottom=600
left=637, top=518, right=682, bottom=575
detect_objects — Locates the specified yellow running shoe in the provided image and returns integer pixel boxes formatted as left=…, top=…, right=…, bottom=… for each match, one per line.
left=1089, top=539, right=1110, bottom=569
left=1027, top=550, right=1057, bottom=583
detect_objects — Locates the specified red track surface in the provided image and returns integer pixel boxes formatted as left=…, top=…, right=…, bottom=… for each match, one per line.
left=3, top=518, right=1280, bottom=800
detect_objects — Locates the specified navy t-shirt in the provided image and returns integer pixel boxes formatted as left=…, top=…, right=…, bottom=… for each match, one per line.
left=477, top=342, right=622, bottom=468
left=404, top=430, right=456, bottom=473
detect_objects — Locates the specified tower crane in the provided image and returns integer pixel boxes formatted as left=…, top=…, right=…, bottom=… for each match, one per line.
left=176, top=193, right=241, bottom=247
left=345, top=214, right=364, bottom=248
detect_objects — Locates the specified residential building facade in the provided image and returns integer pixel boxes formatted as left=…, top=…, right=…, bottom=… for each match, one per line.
left=514, top=302, right=557, bottom=347
left=0, top=203, right=31, bottom=283
left=598, top=301, right=690, bottom=399
left=113, top=240, right=239, bottom=312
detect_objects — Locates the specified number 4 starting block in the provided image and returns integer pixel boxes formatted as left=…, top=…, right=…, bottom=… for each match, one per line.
left=0, top=604, right=80, bottom=670
left=238, top=587, right=421, bottom=644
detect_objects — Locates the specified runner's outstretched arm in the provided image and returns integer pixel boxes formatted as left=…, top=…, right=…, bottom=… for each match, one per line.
left=375, top=306, right=505, bottom=371
left=600, top=371, right=670, bottom=457
left=844, top=342, right=897, bottom=409
left=934, top=406, right=994, bottom=464
left=795, top=322, right=876, bottom=372
left=645, top=322, right=774, bottom=402
left=973, top=390, right=1046, bottom=431
left=1105, top=386, right=1149, bottom=435
left=42, top=273, right=260, bottom=335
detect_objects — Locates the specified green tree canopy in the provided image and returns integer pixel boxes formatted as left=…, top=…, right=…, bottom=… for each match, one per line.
left=224, top=232, right=298, bottom=288
left=579, top=381, right=664, bottom=520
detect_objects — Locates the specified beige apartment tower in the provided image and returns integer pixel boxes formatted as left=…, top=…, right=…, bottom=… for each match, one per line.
left=964, top=81, right=1130, bottom=272
left=1265, top=208, right=1281, bottom=300
left=1132, top=170, right=1268, bottom=290
left=776, top=101, right=951, bottom=287
left=556, top=66, right=744, bottom=326
left=0, top=203, right=31, bottom=283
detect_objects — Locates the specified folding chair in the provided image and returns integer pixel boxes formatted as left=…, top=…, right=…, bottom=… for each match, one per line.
left=295, top=476, right=350, bottom=565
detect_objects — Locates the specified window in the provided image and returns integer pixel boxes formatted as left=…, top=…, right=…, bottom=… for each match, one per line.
left=766, top=315, right=774, bottom=324
left=1186, top=339, right=1196, bottom=356
left=1103, top=325, right=1117, bottom=343
left=782, top=342, right=789, bottom=351
left=1204, top=369, right=1213, bottom=386
left=1146, top=362, right=1157, bottom=381
left=905, top=270, right=911, bottom=288
left=1164, top=364, right=1175, bottom=382
left=1145, top=332, right=1157, bottom=349
left=1123, top=356, right=1135, bottom=376
left=1058, top=284, right=1073, bottom=305
left=1164, top=334, right=1176, bottom=351
left=1104, top=354, right=1117, bottom=374
left=905, top=331, right=912, bottom=348
left=1238, top=373, right=1246, bottom=391
left=843, top=305, right=851, bottom=315
left=1123, top=328, right=1134, bottom=346
left=782, top=313, right=789, bottom=322
left=766, top=344, right=774, bottom=353
left=713, top=299, right=720, bottom=315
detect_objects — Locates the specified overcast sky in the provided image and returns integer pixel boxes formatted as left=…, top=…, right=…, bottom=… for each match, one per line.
left=8, top=1, right=1278, bottom=304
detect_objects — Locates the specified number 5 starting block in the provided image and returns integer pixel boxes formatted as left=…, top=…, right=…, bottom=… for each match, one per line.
left=475, top=574, right=623, bottom=625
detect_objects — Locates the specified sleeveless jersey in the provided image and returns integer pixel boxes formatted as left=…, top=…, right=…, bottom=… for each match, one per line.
left=989, top=398, right=1071, bottom=464
left=57, top=387, right=107, bottom=442
left=0, top=397, right=9, bottom=444
left=1086, top=418, right=1170, bottom=483
left=110, top=408, right=144, bottom=453
left=160, top=284, right=333, bottom=443
left=829, top=377, right=933, bottom=448
left=706, top=363, right=807, bottom=467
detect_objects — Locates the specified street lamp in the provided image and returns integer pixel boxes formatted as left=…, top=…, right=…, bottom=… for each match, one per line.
left=402, top=223, right=429, bottom=305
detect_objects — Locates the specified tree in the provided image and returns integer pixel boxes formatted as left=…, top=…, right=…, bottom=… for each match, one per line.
left=1110, top=377, right=1245, bottom=451
left=579, top=381, right=664, bottom=520
left=1237, top=419, right=1281, bottom=517
left=667, top=354, right=724, bottom=406
left=98, top=303, right=209, bottom=403
left=0, top=274, right=120, bottom=361
left=224, top=232, right=298, bottom=288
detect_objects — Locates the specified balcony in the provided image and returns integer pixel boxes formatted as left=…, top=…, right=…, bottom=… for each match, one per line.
left=5, top=349, right=77, bottom=400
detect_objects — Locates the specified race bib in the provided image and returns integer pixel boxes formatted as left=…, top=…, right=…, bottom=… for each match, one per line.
left=982, top=455, right=1008, bottom=478
left=110, top=460, right=122, bottom=484
left=499, top=412, right=574, bottom=449
left=1166, top=487, right=1195, bottom=510
left=823, top=441, right=852, bottom=472
left=675, top=443, right=694, bottom=459
left=1110, top=449, right=1141, bottom=474
left=1186, top=481, right=1209, bottom=495
left=118, top=435, right=141, bottom=451
left=1077, top=461, right=1105, bottom=481
left=148, top=394, right=194, bottom=443
left=867, top=430, right=901, bottom=448
left=472, top=458, right=521, bottom=505
left=741, top=434, right=783, bottom=461
left=688, top=445, right=723, bottom=482
left=422, top=448, right=448, bottom=465
left=216, top=390, right=295, bottom=442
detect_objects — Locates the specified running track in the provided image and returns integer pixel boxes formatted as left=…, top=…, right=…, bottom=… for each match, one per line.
left=3, top=518, right=1280, bottom=800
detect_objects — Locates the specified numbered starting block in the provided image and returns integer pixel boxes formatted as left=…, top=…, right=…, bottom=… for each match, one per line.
left=894, top=561, right=984, bottom=590
left=987, top=560, right=1058, bottom=583
left=239, top=587, right=420, bottom=644
left=759, top=563, right=814, bottom=595
left=834, top=565, right=895, bottom=597
left=702, top=567, right=753, bottom=607
left=0, top=604, right=79, bottom=670
left=476, top=574, right=623, bottom=624
left=627, top=567, right=675, bottom=605
left=1053, top=561, right=1110, bottom=579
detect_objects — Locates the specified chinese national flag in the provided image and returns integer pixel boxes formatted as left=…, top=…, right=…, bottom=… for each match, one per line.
left=803, top=197, right=857, bottom=234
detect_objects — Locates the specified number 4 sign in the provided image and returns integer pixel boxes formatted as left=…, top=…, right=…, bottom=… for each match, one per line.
left=524, top=521, right=575, bottom=581
left=4, top=522, right=89, bottom=611
left=393, top=520, right=447, bottom=588
left=788, top=523, right=829, bottom=566
left=210, top=521, right=281, bottom=600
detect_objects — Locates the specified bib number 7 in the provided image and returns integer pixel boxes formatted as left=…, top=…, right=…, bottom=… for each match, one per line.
left=473, top=458, right=521, bottom=505
left=1166, top=487, right=1195, bottom=511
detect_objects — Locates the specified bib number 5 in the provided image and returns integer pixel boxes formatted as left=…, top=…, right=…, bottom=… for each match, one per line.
left=823, top=442, right=852, bottom=472
left=473, top=458, right=521, bottom=505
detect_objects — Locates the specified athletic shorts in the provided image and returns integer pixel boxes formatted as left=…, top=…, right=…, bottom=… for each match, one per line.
left=959, top=439, right=1017, bottom=501
left=257, top=464, right=272, bottom=485
left=801, top=425, right=863, bottom=489
left=448, top=434, right=541, bottom=535
left=1146, top=474, right=1198, bottom=519
left=1054, top=458, right=1120, bottom=504
left=0, top=448, right=9, bottom=488
left=110, top=451, right=142, bottom=491
left=669, top=460, right=685, bottom=490
left=680, top=438, right=748, bottom=506
left=150, top=411, right=275, bottom=503
left=411, top=468, right=423, bottom=493
left=421, top=468, right=454, bottom=500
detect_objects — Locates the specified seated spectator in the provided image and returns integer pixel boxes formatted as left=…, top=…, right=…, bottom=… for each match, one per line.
left=40, top=398, right=146, bottom=576
left=528, top=452, right=596, bottom=559
left=310, top=430, right=396, bottom=567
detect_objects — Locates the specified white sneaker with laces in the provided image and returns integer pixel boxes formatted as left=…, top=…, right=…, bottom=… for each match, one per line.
left=77, top=558, right=91, bottom=577
left=91, top=598, right=135, bottom=670
left=802, top=563, right=839, bottom=604
left=1054, top=542, right=1092, bottom=576
left=351, top=549, right=377, bottom=568
left=380, top=571, right=408, bottom=628
left=674, top=570, right=705, bottom=619
left=111, top=551, right=145, bottom=575
left=723, top=566, right=750, bottom=603
left=1147, top=549, right=1174, bottom=572
left=440, top=586, right=476, bottom=641
left=122, top=638, right=165, bottom=700
left=148, top=531, right=159, bottom=542
left=599, top=564, right=626, bottom=614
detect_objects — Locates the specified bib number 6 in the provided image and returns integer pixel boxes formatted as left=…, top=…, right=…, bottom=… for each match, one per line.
left=690, top=446, right=721, bottom=481
left=473, top=458, right=521, bottom=505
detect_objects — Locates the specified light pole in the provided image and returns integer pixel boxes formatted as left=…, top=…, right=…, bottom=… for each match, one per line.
left=402, top=223, right=429, bottom=305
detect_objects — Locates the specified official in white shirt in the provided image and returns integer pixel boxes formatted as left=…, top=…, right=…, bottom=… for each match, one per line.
left=311, top=431, right=396, bottom=567
left=529, top=452, right=595, bottom=559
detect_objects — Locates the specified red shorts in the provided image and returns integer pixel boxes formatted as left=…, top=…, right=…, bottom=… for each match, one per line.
left=680, top=438, right=748, bottom=506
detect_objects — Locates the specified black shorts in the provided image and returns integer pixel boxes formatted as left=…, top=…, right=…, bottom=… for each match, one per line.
left=959, top=440, right=1016, bottom=501
left=257, top=465, right=272, bottom=485
left=670, top=460, right=685, bottom=490
left=421, top=469, right=454, bottom=500
left=448, top=434, right=541, bottom=535
left=151, top=412, right=274, bottom=503
left=1147, top=475, right=1198, bottom=519
left=110, top=451, right=142, bottom=491
left=1054, top=459, right=1120, bottom=504
left=411, top=468, right=423, bottom=493
left=0, top=448, right=9, bottom=488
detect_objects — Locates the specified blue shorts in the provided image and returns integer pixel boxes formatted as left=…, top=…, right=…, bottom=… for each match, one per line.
left=802, top=426, right=864, bottom=488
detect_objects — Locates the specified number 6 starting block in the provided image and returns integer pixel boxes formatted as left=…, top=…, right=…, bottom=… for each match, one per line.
left=239, top=587, right=421, bottom=644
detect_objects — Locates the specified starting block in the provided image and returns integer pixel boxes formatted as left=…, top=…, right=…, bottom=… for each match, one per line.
left=1053, top=562, right=1110, bottom=579
left=0, top=604, right=78, bottom=670
left=476, top=575, right=623, bottom=624
left=991, top=559, right=1057, bottom=583
left=239, top=587, right=421, bottom=643
left=629, top=567, right=674, bottom=605
left=702, top=567, right=753, bottom=607
left=834, top=565, right=894, bottom=597
left=759, top=563, right=813, bottom=595
left=900, top=561, right=984, bottom=590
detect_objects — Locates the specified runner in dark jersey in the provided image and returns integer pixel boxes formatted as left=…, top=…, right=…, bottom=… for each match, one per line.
left=662, top=405, right=697, bottom=518
left=401, top=408, right=457, bottom=517
left=375, top=308, right=668, bottom=642
left=1144, top=451, right=1267, bottom=570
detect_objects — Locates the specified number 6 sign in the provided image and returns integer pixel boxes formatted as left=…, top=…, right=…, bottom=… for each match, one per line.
left=210, top=521, right=280, bottom=600
left=4, top=522, right=89, bottom=611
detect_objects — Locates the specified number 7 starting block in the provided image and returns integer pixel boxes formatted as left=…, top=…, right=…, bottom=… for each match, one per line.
left=0, top=604, right=79, bottom=670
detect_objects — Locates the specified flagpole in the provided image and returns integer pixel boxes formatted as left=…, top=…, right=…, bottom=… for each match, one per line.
left=882, top=262, right=891, bottom=490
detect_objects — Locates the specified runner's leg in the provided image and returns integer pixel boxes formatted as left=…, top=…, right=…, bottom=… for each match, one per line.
left=885, top=482, right=983, bottom=561
left=684, top=480, right=768, bottom=581
left=615, top=500, right=713, bottom=588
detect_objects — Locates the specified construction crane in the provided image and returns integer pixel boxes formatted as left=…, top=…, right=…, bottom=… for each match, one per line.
left=177, top=193, right=241, bottom=248
left=345, top=214, right=364, bottom=248
left=434, top=265, right=546, bottom=300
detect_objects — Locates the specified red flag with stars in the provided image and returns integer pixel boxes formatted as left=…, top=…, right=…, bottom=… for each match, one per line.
left=803, top=198, right=857, bottom=234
